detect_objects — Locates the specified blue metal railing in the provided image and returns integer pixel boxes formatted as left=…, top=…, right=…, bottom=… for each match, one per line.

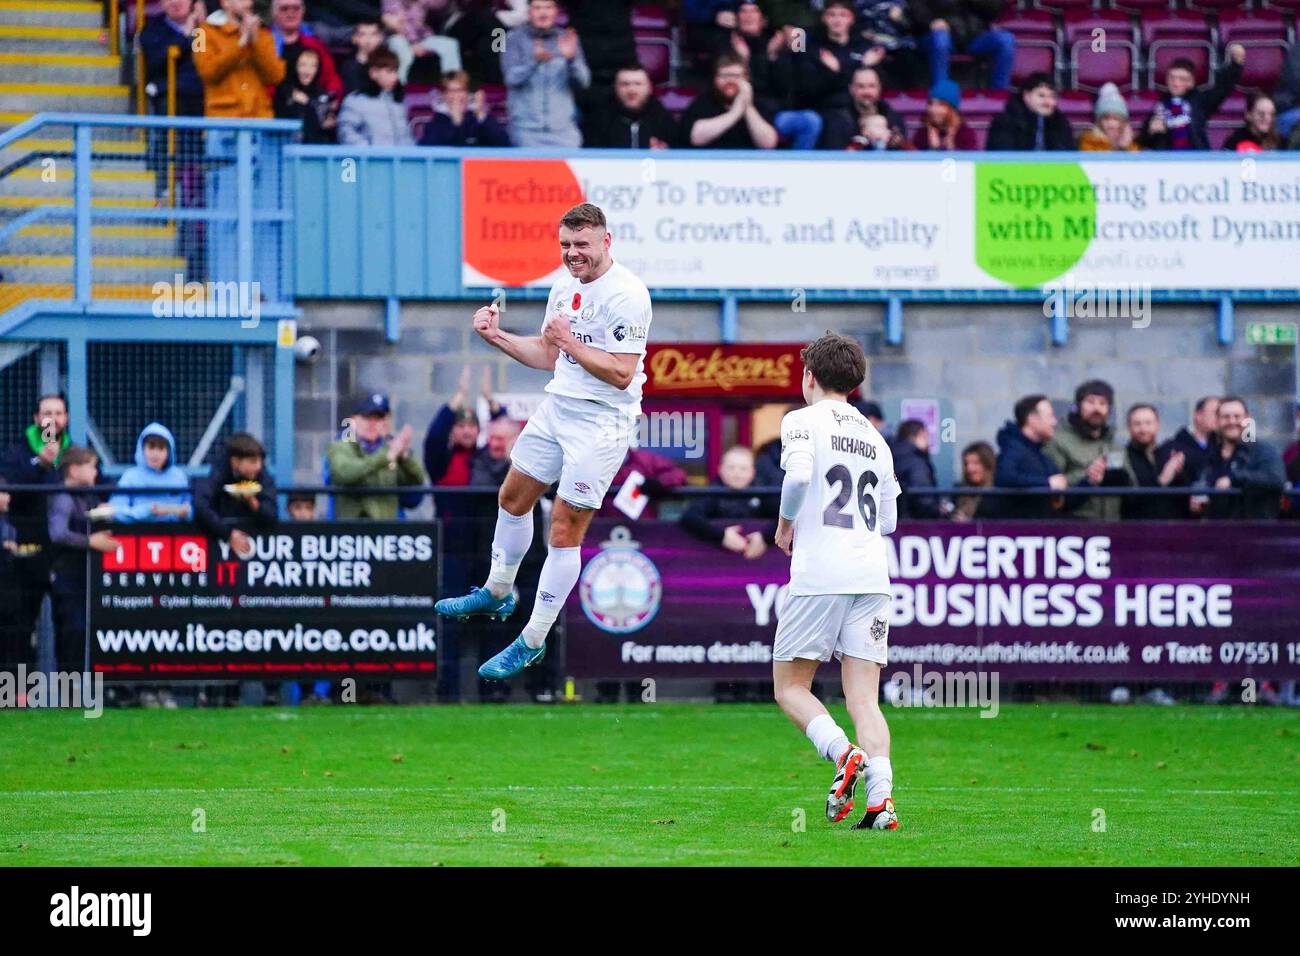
left=0, top=113, right=299, bottom=331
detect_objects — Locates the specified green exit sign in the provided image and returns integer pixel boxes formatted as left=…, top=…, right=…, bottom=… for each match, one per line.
left=1245, top=322, right=1298, bottom=346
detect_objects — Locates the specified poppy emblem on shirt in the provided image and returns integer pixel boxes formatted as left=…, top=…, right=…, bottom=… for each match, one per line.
left=571, top=293, right=582, bottom=311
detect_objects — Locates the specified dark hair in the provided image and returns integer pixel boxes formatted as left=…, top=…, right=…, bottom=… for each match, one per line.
left=353, top=18, right=381, bottom=30
left=1021, top=72, right=1056, bottom=94
left=1194, top=395, right=1218, bottom=413
left=35, top=392, right=67, bottom=415
left=287, top=493, right=316, bottom=507
left=1015, top=394, right=1049, bottom=427
left=59, top=445, right=97, bottom=475
left=1074, top=378, right=1114, bottom=407
left=559, top=202, right=607, bottom=232
left=800, top=332, right=866, bottom=396
left=368, top=46, right=399, bottom=73
left=1167, top=58, right=1196, bottom=76
left=226, top=432, right=265, bottom=461
left=1127, top=403, right=1158, bottom=421
left=1218, top=394, right=1249, bottom=413
left=713, top=52, right=748, bottom=76
left=961, top=441, right=996, bottom=477
left=824, top=0, right=856, bottom=15
left=896, top=419, right=927, bottom=445
left=142, top=433, right=170, bottom=448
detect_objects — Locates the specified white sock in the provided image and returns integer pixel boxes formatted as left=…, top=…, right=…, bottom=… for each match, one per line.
left=485, top=508, right=533, bottom=598
left=520, top=544, right=581, bottom=648
left=864, top=755, right=893, bottom=807
left=805, top=713, right=851, bottom=764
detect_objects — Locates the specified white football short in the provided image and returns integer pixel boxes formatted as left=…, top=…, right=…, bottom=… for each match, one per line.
left=509, top=393, right=636, bottom=510
left=773, top=592, right=891, bottom=665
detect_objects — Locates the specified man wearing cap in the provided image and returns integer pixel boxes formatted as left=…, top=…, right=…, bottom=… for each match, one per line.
left=1045, top=379, right=1129, bottom=521
left=326, top=392, right=424, bottom=520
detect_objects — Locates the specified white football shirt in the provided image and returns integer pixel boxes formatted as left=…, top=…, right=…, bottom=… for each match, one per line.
left=780, top=400, right=900, bottom=596
left=541, top=260, right=652, bottom=412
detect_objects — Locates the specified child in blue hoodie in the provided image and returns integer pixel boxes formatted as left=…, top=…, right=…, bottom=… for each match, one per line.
left=107, top=423, right=192, bottom=522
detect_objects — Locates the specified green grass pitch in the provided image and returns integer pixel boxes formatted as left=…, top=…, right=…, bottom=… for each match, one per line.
left=1, top=703, right=1297, bottom=866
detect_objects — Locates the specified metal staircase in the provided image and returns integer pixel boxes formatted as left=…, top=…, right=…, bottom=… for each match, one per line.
left=0, top=0, right=181, bottom=315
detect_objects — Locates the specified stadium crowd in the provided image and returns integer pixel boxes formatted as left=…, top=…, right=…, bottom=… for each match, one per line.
left=139, top=0, right=1300, bottom=151
left=1, top=376, right=1297, bottom=694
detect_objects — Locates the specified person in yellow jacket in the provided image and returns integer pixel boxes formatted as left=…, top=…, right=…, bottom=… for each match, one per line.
left=1077, top=81, right=1140, bottom=152
left=193, top=0, right=285, bottom=118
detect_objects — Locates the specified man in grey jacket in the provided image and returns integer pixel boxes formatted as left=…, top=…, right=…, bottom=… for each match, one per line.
left=502, top=0, right=590, bottom=147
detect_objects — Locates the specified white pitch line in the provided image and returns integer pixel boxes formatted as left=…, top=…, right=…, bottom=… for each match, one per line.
left=0, top=784, right=1294, bottom=798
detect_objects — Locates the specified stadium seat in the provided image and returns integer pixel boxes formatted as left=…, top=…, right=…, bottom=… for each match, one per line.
left=888, top=88, right=931, bottom=116
left=656, top=86, right=697, bottom=118
left=1148, top=43, right=1215, bottom=90
left=1187, top=0, right=1254, bottom=11
left=1141, top=12, right=1213, bottom=48
left=1066, top=10, right=1139, bottom=92
left=960, top=89, right=1011, bottom=116
left=1030, top=0, right=1095, bottom=13
left=1261, top=0, right=1300, bottom=13
left=993, top=8, right=1059, bottom=86
left=1127, top=89, right=1160, bottom=117
left=995, top=9, right=1057, bottom=40
left=637, top=35, right=674, bottom=86
left=1217, top=91, right=1248, bottom=119
left=1113, top=0, right=1181, bottom=12
left=479, top=83, right=508, bottom=123
left=631, top=4, right=673, bottom=30
left=1057, top=89, right=1095, bottom=122
left=1206, top=123, right=1235, bottom=148
left=1216, top=10, right=1288, bottom=44
left=1235, top=44, right=1289, bottom=91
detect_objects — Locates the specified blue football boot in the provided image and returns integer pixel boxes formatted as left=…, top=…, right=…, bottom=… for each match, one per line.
left=434, top=586, right=517, bottom=622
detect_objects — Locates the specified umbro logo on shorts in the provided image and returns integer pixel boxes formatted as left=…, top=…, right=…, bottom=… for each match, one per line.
left=572, top=481, right=591, bottom=494
left=539, top=590, right=556, bottom=603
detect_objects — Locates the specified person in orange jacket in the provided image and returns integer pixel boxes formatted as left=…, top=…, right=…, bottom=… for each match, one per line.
left=193, top=0, right=285, bottom=118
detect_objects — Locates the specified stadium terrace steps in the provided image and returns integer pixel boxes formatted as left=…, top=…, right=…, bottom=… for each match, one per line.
left=0, top=166, right=159, bottom=200
left=0, top=52, right=121, bottom=86
left=0, top=1, right=184, bottom=318
left=0, top=253, right=186, bottom=284
left=0, top=282, right=163, bottom=313
left=0, top=25, right=108, bottom=55
left=0, top=1, right=104, bottom=29
left=12, top=223, right=178, bottom=258
left=0, top=83, right=130, bottom=116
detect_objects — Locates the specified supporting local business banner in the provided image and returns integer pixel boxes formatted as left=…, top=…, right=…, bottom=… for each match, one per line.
left=564, top=520, right=1300, bottom=681
left=89, top=522, right=439, bottom=679
left=461, top=156, right=1300, bottom=291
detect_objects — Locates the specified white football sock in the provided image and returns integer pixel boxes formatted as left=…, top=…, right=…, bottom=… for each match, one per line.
left=520, top=544, right=581, bottom=648
left=805, top=713, right=851, bottom=764
left=864, top=755, right=893, bottom=807
left=484, top=508, right=534, bottom=598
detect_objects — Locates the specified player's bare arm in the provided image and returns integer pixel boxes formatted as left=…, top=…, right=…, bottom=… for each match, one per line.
left=541, top=314, right=638, bottom=390
left=473, top=305, right=560, bottom=370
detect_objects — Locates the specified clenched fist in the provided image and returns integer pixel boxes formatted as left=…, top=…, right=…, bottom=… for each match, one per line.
left=472, top=305, right=500, bottom=343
